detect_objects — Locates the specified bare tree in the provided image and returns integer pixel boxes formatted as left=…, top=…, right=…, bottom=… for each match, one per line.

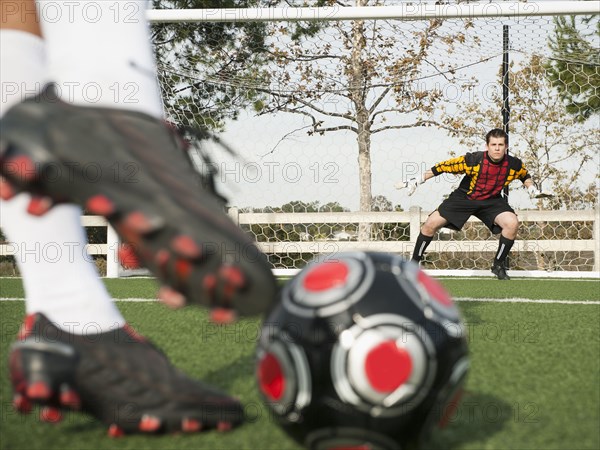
left=257, top=0, right=476, bottom=239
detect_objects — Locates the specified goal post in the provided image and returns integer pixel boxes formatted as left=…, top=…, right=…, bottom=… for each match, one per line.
left=145, top=1, right=600, bottom=278
left=147, top=2, right=599, bottom=23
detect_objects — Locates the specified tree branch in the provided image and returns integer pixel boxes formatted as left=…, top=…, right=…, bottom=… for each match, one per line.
left=372, top=120, right=454, bottom=134
left=259, top=125, right=314, bottom=158
left=369, top=86, right=392, bottom=115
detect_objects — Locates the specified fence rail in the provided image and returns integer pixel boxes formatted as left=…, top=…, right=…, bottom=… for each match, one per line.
left=1, top=208, right=598, bottom=277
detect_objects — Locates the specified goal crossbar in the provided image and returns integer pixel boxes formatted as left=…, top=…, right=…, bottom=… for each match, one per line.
left=147, top=1, right=599, bottom=23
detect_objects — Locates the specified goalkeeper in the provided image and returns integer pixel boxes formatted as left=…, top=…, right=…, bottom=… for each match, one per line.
left=396, top=128, right=544, bottom=280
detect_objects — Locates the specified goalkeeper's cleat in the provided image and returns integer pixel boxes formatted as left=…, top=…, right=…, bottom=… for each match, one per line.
left=491, top=263, right=511, bottom=280
left=0, top=84, right=276, bottom=317
left=9, top=314, right=244, bottom=435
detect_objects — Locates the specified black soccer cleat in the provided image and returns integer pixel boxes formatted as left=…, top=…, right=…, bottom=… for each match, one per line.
left=0, top=85, right=275, bottom=318
left=491, top=263, right=511, bottom=280
left=9, top=313, right=244, bottom=436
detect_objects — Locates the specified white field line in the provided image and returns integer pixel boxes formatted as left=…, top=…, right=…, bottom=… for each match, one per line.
left=1, top=297, right=599, bottom=305
left=454, top=297, right=600, bottom=305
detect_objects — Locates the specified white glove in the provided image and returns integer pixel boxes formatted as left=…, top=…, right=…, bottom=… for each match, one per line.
left=527, top=185, right=541, bottom=199
left=395, top=177, right=421, bottom=196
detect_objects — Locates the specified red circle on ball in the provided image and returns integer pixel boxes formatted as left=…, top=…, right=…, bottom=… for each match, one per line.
left=365, top=341, right=413, bottom=393
left=303, top=261, right=349, bottom=292
left=257, top=353, right=285, bottom=401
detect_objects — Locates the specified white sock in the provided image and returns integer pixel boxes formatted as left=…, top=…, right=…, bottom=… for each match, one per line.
left=0, top=29, right=125, bottom=334
left=35, top=0, right=163, bottom=118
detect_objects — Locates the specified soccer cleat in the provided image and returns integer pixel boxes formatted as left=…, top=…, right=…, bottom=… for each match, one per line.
left=0, top=84, right=275, bottom=316
left=491, top=263, right=511, bottom=280
left=9, top=314, right=244, bottom=435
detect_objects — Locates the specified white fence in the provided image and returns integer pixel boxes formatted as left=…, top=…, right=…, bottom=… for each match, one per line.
left=1, top=208, right=598, bottom=278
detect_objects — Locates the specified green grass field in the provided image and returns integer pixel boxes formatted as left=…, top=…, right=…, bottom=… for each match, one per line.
left=1, top=277, right=599, bottom=450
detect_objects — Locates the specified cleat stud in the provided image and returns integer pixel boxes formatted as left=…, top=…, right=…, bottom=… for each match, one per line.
left=40, top=406, right=62, bottom=423
left=59, top=385, right=81, bottom=410
left=118, top=244, right=141, bottom=269
left=27, top=381, right=51, bottom=400
left=219, top=266, right=246, bottom=289
left=13, top=394, right=32, bottom=414
left=181, top=418, right=202, bottom=433
left=171, top=235, right=201, bottom=259
left=26, top=196, right=53, bottom=216
left=217, top=421, right=232, bottom=432
left=158, top=286, right=186, bottom=309
left=210, top=308, right=237, bottom=325
left=108, top=424, right=125, bottom=438
left=86, top=195, right=115, bottom=216
left=175, top=259, right=192, bottom=281
left=124, top=211, right=163, bottom=234
left=0, top=177, right=15, bottom=200
left=139, top=414, right=162, bottom=432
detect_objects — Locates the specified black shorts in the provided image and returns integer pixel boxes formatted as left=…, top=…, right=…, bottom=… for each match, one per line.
left=436, top=190, right=515, bottom=234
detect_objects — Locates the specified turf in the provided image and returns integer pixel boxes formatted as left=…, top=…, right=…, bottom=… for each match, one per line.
left=1, top=277, right=599, bottom=450
left=1, top=277, right=599, bottom=301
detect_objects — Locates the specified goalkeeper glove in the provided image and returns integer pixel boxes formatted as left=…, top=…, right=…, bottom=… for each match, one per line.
left=527, top=185, right=541, bottom=199
left=395, top=177, right=423, bottom=196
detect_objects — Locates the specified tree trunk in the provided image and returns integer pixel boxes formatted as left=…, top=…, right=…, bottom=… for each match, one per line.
left=350, top=0, right=372, bottom=241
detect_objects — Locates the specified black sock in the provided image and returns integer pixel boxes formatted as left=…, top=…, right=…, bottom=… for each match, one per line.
left=412, top=233, right=433, bottom=262
left=494, top=235, right=515, bottom=266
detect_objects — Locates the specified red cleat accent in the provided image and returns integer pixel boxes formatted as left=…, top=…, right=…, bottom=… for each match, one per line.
left=157, top=286, right=186, bottom=309
left=27, top=381, right=51, bottom=400
left=60, top=386, right=81, bottom=410
left=181, top=418, right=202, bottom=432
left=26, top=196, right=53, bottom=216
left=123, top=324, right=147, bottom=343
left=40, top=406, right=62, bottom=423
left=108, top=424, right=125, bottom=438
left=86, top=194, right=115, bottom=216
left=123, top=211, right=162, bottom=234
left=13, top=393, right=32, bottom=414
left=219, top=265, right=246, bottom=288
left=175, top=259, right=192, bottom=282
left=139, top=415, right=161, bottom=432
left=17, top=314, right=36, bottom=340
left=0, top=177, right=15, bottom=200
left=210, top=308, right=237, bottom=325
left=217, top=421, right=233, bottom=432
left=171, top=235, right=201, bottom=259
left=118, top=244, right=141, bottom=269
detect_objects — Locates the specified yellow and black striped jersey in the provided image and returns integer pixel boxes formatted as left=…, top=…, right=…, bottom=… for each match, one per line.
left=431, top=151, right=531, bottom=200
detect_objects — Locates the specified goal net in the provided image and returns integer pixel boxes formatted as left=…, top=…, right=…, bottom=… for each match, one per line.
left=149, top=1, right=600, bottom=276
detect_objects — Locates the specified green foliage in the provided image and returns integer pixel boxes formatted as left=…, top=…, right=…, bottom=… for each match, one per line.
left=152, top=0, right=271, bottom=132
left=546, top=15, right=600, bottom=122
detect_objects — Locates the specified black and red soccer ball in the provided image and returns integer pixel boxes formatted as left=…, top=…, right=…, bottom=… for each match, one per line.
left=256, top=252, right=469, bottom=450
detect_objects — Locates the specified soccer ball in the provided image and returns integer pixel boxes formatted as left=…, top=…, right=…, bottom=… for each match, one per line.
left=255, top=252, right=469, bottom=450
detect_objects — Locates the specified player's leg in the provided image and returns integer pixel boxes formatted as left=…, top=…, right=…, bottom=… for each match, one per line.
left=0, top=0, right=276, bottom=316
left=413, top=191, right=474, bottom=263
left=0, top=8, right=126, bottom=333
left=490, top=211, right=519, bottom=280
left=2, top=1, right=244, bottom=435
left=412, top=211, right=448, bottom=262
